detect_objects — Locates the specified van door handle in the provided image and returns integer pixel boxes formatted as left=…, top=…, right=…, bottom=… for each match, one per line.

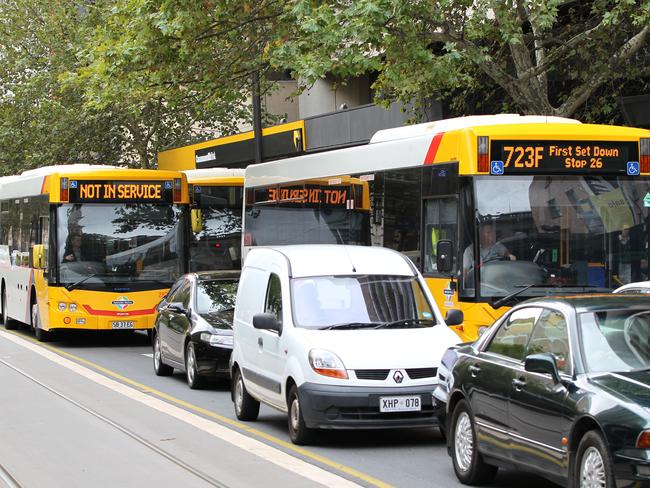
left=512, top=378, right=526, bottom=391
left=258, top=337, right=263, bottom=347
left=469, top=364, right=480, bottom=377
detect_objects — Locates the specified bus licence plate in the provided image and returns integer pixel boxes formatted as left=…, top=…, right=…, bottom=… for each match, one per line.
left=379, top=395, right=421, bottom=412
left=112, top=321, right=134, bottom=329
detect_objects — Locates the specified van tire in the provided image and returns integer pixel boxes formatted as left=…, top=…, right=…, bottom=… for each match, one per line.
left=233, top=368, right=259, bottom=421
left=3, top=288, right=18, bottom=330
left=287, top=384, right=314, bottom=445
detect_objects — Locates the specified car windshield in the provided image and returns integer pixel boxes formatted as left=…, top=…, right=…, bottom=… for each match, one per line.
left=466, top=176, right=650, bottom=299
left=195, top=280, right=238, bottom=314
left=57, top=204, right=184, bottom=288
left=290, top=274, right=436, bottom=329
left=580, top=309, right=650, bottom=372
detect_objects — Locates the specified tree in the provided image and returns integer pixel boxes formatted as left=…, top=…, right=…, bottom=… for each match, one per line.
left=270, top=0, right=650, bottom=120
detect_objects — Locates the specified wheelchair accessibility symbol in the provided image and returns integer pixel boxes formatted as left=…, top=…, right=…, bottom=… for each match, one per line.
left=70, top=180, right=78, bottom=189
left=627, top=161, right=640, bottom=176
left=490, top=161, right=504, bottom=175
left=164, top=181, right=173, bottom=189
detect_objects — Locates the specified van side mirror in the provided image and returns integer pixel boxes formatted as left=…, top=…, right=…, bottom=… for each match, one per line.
left=436, top=240, right=454, bottom=274
left=253, top=313, right=282, bottom=334
left=191, top=208, right=203, bottom=233
left=525, top=353, right=561, bottom=384
left=32, top=244, right=45, bottom=269
left=444, top=309, right=464, bottom=326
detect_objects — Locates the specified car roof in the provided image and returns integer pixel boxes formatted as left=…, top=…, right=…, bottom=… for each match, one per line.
left=247, top=245, right=416, bottom=278
left=613, top=281, right=650, bottom=293
left=520, top=294, right=650, bottom=313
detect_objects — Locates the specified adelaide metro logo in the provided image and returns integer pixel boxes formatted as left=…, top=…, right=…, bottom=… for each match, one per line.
left=112, top=296, right=134, bottom=310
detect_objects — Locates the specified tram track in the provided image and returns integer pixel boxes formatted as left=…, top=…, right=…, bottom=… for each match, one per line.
left=0, top=358, right=231, bottom=488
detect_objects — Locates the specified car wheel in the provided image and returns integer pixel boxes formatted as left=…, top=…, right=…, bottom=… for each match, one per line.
left=232, top=368, right=259, bottom=421
left=3, top=288, right=18, bottom=330
left=450, top=399, right=497, bottom=485
left=574, top=430, right=614, bottom=488
left=185, top=341, right=205, bottom=389
left=287, top=384, right=314, bottom=445
left=32, top=304, right=53, bottom=342
left=153, top=331, right=173, bottom=376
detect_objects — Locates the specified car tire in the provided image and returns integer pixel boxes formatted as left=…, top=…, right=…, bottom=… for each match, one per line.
left=153, top=331, right=173, bottom=376
left=287, top=384, right=314, bottom=445
left=450, top=399, right=497, bottom=485
left=3, top=288, right=18, bottom=330
left=185, top=341, right=205, bottom=389
left=32, top=304, right=53, bottom=342
left=233, top=368, right=259, bottom=421
left=573, top=430, right=614, bottom=488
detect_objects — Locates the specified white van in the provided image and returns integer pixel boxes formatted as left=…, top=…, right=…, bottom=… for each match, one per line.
left=230, top=245, right=461, bottom=444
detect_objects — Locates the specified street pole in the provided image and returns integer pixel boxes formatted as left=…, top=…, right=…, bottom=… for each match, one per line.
left=252, top=71, right=263, bottom=165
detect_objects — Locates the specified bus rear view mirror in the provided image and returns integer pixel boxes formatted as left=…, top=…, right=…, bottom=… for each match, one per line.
left=191, top=208, right=203, bottom=233
left=436, top=240, right=453, bottom=274
left=32, top=244, right=45, bottom=269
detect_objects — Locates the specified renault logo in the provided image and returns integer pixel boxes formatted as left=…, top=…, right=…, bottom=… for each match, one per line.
left=393, top=370, right=404, bottom=384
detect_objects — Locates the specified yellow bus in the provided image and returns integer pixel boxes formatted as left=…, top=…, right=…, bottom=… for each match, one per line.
left=243, top=115, right=650, bottom=341
left=184, top=168, right=244, bottom=271
left=0, top=165, right=189, bottom=341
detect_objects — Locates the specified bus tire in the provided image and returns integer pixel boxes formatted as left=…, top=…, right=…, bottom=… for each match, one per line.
left=3, top=288, right=18, bottom=330
left=32, top=303, right=53, bottom=342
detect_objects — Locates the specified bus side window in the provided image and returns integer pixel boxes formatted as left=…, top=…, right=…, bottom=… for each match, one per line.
left=423, top=197, right=458, bottom=275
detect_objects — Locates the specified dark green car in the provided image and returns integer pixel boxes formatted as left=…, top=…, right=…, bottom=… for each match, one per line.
left=441, top=295, right=650, bottom=487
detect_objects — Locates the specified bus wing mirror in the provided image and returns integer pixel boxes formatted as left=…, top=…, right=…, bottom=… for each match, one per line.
left=32, top=244, right=45, bottom=269
left=436, top=240, right=454, bottom=274
left=444, top=309, right=464, bottom=326
left=191, top=209, right=203, bottom=233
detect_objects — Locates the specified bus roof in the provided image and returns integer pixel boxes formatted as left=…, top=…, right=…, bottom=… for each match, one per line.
left=183, top=168, right=244, bottom=185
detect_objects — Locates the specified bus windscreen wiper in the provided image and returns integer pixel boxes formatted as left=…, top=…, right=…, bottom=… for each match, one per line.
left=492, top=284, right=534, bottom=309
left=65, top=273, right=99, bottom=291
left=319, top=322, right=383, bottom=330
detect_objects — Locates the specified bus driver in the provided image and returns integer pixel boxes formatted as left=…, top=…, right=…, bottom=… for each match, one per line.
left=463, top=220, right=516, bottom=284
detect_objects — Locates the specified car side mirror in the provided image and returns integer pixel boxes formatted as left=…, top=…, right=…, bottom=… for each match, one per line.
left=167, top=302, right=188, bottom=315
left=253, top=313, right=282, bottom=334
left=436, top=240, right=453, bottom=274
left=525, top=353, right=561, bottom=384
left=444, top=309, right=464, bottom=326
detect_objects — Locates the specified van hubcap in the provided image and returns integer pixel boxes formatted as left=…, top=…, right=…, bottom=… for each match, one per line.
left=290, top=397, right=300, bottom=431
left=454, top=412, right=474, bottom=472
left=581, top=447, right=606, bottom=488
left=235, top=376, right=243, bottom=413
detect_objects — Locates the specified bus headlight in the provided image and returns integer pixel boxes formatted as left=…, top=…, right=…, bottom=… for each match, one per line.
left=58, top=302, right=67, bottom=311
left=69, top=303, right=78, bottom=313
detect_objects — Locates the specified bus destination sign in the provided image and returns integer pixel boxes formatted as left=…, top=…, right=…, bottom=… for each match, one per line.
left=490, top=140, right=639, bottom=174
left=69, top=180, right=173, bottom=203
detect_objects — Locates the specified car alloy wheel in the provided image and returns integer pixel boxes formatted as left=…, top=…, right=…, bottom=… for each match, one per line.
left=153, top=332, right=172, bottom=376
left=580, top=446, right=606, bottom=488
left=454, top=411, right=474, bottom=473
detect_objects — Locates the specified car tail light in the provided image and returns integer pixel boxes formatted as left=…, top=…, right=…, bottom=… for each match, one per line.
left=641, top=138, right=650, bottom=173
left=637, top=430, right=650, bottom=448
left=477, top=136, right=489, bottom=173
left=60, top=177, right=69, bottom=202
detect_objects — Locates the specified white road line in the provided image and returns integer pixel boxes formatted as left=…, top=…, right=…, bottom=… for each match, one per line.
left=0, top=331, right=360, bottom=488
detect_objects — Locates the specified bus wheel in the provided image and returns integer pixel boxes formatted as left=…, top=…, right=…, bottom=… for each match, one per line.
left=3, top=288, right=18, bottom=330
left=32, top=303, right=52, bottom=342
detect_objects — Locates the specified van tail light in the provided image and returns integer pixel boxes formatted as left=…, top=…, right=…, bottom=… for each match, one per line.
left=60, top=177, right=69, bottom=202
left=243, top=232, right=252, bottom=246
left=477, top=136, right=489, bottom=173
left=173, top=178, right=182, bottom=202
left=641, top=138, right=650, bottom=173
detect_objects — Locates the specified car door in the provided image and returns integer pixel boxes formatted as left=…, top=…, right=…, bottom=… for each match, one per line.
left=167, top=280, right=192, bottom=365
left=255, top=271, right=286, bottom=408
left=470, top=306, right=542, bottom=460
left=508, top=307, right=573, bottom=477
left=158, top=279, right=186, bottom=361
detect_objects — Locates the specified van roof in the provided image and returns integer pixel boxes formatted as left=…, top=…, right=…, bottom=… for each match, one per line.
left=247, top=245, right=417, bottom=278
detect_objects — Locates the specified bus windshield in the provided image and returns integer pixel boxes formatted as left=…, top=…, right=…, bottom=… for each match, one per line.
left=466, top=175, right=650, bottom=298
left=57, top=204, right=184, bottom=288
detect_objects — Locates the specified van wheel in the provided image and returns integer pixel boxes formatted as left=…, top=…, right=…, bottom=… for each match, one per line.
left=287, top=385, right=314, bottom=445
left=32, top=304, right=53, bottom=342
left=574, top=431, right=614, bottom=488
left=153, top=331, right=173, bottom=376
left=185, top=342, right=205, bottom=389
left=233, top=368, right=259, bottom=421
left=450, top=400, right=497, bottom=484
left=3, top=289, right=18, bottom=330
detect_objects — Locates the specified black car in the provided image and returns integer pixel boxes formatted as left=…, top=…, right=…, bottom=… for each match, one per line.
left=152, top=271, right=239, bottom=389
left=438, top=295, right=650, bottom=488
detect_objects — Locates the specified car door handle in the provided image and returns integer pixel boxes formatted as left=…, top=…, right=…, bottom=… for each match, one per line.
left=258, top=337, right=263, bottom=347
left=469, top=364, right=481, bottom=377
left=512, top=378, right=526, bottom=391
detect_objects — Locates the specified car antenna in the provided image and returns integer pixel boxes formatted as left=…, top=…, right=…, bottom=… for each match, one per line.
left=342, top=245, right=357, bottom=273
